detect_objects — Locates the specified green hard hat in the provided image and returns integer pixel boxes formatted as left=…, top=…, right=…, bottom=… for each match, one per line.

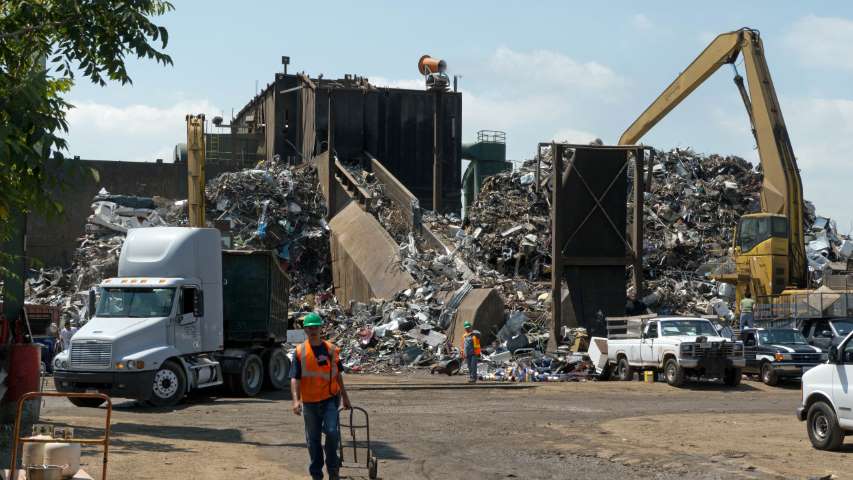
left=302, top=312, right=323, bottom=327
left=463, top=321, right=472, bottom=328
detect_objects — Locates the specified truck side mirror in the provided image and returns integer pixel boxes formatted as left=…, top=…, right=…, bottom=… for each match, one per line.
left=193, top=289, right=204, bottom=317
left=829, top=345, right=839, bottom=363
left=87, top=288, right=96, bottom=319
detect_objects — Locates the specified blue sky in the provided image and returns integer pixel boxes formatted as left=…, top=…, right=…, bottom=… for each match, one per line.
left=66, top=1, right=853, bottom=228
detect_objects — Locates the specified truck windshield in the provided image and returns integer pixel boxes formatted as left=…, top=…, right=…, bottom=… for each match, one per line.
left=832, top=319, right=853, bottom=336
left=97, top=288, right=175, bottom=318
left=660, top=320, right=719, bottom=337
left=759, top=329, right=807, bottom=345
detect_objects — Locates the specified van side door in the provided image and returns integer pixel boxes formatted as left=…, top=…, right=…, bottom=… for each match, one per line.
left=833, top=336, right=853, bottom=423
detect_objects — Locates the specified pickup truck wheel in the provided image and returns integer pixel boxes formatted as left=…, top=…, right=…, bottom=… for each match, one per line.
left=149, top=360, right=186, bottom=407
left=807, top=401, right=845, bottom=450
left=263, top=348, right=291, bottom=390
left=761, top=362, right=778, bottom=386
left=664, top=358, right=684, bottom=387
left=231, top=353, right=264, bottom=397
left=724, top=368, right=742, bottom=387
left=68, top=397, right=105, bottom=408
left=617, top=357, right=633, bottom=381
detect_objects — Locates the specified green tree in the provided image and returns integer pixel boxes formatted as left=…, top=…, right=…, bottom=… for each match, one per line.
left=0, top=0, right=174, bottom=243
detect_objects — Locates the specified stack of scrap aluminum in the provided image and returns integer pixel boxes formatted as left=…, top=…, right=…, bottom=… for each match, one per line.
left=205, top=159, right=331, bottom=301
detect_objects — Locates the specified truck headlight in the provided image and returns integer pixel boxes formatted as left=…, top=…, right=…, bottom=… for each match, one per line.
left=680, top=344, right=693, bottom=352
left=774, top=353, right=791, bottom=362
left=53, top=358, right=62, bottom=369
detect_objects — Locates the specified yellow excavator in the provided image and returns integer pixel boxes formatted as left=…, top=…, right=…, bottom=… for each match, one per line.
left=618, top=28, right=813, bottom=314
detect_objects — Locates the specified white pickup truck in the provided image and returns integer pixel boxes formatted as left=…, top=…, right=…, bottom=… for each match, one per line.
left=603, top=316, right=745, bottom=387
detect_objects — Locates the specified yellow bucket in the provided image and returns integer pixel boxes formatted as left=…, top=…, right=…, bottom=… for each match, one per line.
left=644, top=371, right=655, bottom=383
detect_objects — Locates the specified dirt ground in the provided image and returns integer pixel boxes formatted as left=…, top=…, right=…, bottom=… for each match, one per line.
left=28, top=374, right=852, bottom=480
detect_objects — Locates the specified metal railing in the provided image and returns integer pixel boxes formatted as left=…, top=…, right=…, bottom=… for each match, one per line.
left=476, top=130, right=506, bottom=144
left=756, top=292, right=853, bottom=321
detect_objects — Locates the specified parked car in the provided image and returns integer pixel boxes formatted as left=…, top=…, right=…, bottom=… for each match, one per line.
left=740, top=328, right=826, bottom=385
left=799, top=318, right=853, bottom=350
left=798, top=331, right=853, bottom=450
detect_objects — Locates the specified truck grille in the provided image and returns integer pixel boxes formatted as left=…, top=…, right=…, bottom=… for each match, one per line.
left=693, top=343, right=734, bottom=358
left=70, top=341, right=112, bottom=369
left=791, top=353, right=822, bottom=363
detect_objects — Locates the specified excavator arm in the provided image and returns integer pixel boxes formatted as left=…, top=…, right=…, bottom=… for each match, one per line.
left=619, top=28, right=807, bottom=290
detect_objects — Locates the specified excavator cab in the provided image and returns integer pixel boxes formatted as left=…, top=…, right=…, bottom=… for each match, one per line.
left=732, top=213, right=790, bottom=303
left=736, top=213, right=788, bottom=255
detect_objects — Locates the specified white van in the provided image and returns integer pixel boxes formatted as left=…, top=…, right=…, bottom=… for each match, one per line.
left=797, top=330, right=853, bottom=450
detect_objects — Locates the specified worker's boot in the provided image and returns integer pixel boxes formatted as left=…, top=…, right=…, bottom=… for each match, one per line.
left=328, top=469, right=340, bottom=480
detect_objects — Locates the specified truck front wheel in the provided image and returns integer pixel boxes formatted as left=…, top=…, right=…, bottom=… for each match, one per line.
left=617, top=357, right=633, bottom=381
left=664, top=358, right=684, bottom=387
left=149, top=360, right=186, bottom=407
left=227, top=354, right=264, bottom=397
left=761, top=362, right=778, bottom=386
left=724, top=368, right=742, bottom=387
left=263, top=348, right=291, bottom=390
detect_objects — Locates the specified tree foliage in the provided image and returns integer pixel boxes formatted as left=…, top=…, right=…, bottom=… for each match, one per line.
left=0, top=0, right=174, bottom=243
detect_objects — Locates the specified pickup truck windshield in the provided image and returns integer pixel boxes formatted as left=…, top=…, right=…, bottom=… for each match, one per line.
left=759, top=329, right=807, bottom=345
left=97, top=287, right=175, bottom=318
left=832, top=320, right=853, bottom=336
left=660, top=320, right=718, bottom=337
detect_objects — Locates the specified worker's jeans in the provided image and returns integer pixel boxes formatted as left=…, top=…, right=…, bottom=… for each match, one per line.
left=303, top=395, right=340, bottom=479
left=466, top=355, right=479, bottom=381
left=739, top=312, right=754, bottom=330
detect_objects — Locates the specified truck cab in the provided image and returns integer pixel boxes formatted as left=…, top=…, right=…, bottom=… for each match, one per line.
left=800, top=318, right=853, bottom=350
left=740, top=327, right=826, bottom=385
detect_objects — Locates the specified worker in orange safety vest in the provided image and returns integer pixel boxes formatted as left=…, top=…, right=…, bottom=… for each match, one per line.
left=461, top=321, right=481, bottom=383
left=291, top=312, right=351, bottom=480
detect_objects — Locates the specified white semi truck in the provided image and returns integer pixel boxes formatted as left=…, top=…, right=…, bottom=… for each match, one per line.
left=52, top=227, right=291, bottom=407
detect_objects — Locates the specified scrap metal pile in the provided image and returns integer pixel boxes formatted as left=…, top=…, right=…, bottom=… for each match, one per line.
left=329, top=159, right=585, bottom=380
left=638, top=148, right=761, bottom=316
left=24, top=190, right=183, bottom=322
left=205, top=160, right=331, bottom=300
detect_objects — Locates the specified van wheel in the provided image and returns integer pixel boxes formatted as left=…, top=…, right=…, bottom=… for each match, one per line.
left=149, top=360, right=186, bottom=407
left=761, top=362, right=778, bottom=386
left=664, top=358, right=684, bottom=387
left=617, top=357, right=633, bottom=381
left=263, top=348, right=290, bottom=390
left=228, top=354, right=264, bottom=397
left=807, top=401, right=845, bottom=450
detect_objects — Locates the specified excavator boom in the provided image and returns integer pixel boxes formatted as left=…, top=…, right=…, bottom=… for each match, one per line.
left=619, top=28, right=807, bottom=290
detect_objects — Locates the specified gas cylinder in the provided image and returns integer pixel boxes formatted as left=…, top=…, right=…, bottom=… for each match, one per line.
left=44, top=442, right=81, bottom=478
left=21, top=434, right=51, bottom=467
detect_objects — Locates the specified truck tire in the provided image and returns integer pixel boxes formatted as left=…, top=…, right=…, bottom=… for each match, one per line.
left=724, top=368, right=742, bottom=387
left=149, top=360, right=186, bottom=407
left=263, top=347, right=290, bottom=390
left=761, top=362, right=778, bottom=386
left=617, top=357, right=633, bottom=381
left=228, top=353, right=264, bottom=397
left=68, top=397, right=105, bottom=408
left=807, top=401, right=845, bottom=450
left=664, top=358, right=684, bottom=387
